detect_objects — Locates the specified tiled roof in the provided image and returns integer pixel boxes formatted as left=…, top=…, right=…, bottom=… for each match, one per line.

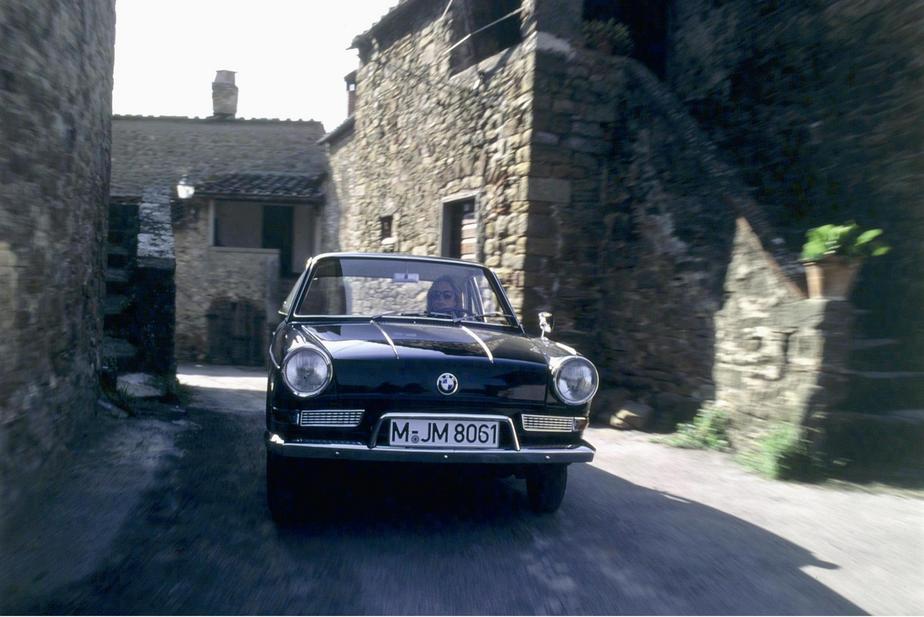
left=112, top=114, right=323, bottom=125
left=318, top=116, right=355, bottom=145
left=195, top=173, right=325, bottom=202
left=351, top=0, right=428, bottom=48
left=110, top=116, right=326, bottom=197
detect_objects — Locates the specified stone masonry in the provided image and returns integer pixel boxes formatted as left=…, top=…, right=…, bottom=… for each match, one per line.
left=0, top=0, right=116, bottom=509
left=326, top=0, right=538, bottom=310
left=325, top=0, right=858, bottom=448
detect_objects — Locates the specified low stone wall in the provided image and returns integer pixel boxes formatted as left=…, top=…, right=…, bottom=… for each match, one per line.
left=0, top=0, right=115, bottom=510
left=713, top=219, right=853, bottom=444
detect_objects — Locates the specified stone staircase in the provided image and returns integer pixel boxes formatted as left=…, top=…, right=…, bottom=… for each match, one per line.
left=101, top=201, right=140, bottom=386
left=818, top=304, right=924, bottom=468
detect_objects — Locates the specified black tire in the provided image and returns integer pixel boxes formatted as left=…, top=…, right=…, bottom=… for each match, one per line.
left=266, top=450, right=298, bottom=524
left=526, top=464, right=568, bottom=513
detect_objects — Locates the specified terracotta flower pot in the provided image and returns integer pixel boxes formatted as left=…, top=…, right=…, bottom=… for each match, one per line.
left=804, top=256, right=861, bottom=299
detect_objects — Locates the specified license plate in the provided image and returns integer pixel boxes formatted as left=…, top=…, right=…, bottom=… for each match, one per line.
left=389, top=419, right=500, bottom=448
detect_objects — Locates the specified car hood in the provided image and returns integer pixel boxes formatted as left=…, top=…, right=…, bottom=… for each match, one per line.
left=282, top=321, right=554, bottom=403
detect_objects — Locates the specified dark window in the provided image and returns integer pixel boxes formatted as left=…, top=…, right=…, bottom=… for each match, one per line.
left=450, top=0, right=522, bottom=74
left=380, top=215, right=393, bottom=239
left=441, top=199, right=476, bottom=260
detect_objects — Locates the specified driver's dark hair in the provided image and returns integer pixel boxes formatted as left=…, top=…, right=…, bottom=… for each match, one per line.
left=427, top=275, right=462, bottom=311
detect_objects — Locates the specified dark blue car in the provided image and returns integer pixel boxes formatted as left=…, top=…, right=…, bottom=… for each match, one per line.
left=266, top=253, right=598, bottom=521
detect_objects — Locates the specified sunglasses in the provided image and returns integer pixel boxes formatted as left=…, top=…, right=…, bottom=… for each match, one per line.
left=428, top=290, right=455, bottom=301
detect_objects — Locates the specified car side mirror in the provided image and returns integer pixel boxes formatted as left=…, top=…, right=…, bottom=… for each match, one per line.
left=538, top=312, right=553, bottom=339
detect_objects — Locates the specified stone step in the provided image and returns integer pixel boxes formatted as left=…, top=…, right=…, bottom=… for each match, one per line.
left=842, top=370, right=924, bottom=413
left=107, top=244, right=130, bottom=257
left=850, top=338, right=899, bottom=350
left=105, top=268, right=131, bottom=285
left=822, top=410, right=924, bottom=466
left=116, top=372, right=166, bottom=399
left=101, top=336, right=138, bottom=373
left=845, top=369, right=924, bottom=379
left=848, top=346, right=919, bottom=372
left=106, top=228, right=137, bottom=247
left=103, top=294, right=131, bottom=316
left=106, top=245, right=132, bottom=268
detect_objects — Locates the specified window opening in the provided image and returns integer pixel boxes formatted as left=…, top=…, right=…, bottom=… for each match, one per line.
left=441, top=198, right=476, bottom=261
left=449, top=0, right=523, bottom=74
left=380, top=215, right=394, bottom=240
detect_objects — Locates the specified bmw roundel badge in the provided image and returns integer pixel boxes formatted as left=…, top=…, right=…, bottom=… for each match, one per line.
left=437, top=373, right=459, bottom=395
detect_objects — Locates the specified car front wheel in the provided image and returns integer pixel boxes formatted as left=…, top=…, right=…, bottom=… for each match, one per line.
left=526, top=464, right=568, bottom=513
left=266, top=450, right=298, bottom=524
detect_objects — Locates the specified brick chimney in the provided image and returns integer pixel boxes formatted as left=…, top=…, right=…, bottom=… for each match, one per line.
left=212, top=70, right=238, bottom=119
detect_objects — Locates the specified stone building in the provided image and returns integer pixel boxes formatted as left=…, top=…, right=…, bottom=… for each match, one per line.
left=110, top=72, right=330, bottom=366
left=322, top=0, right=921, bottom=455
left=0, top=0, right=116, bottom=508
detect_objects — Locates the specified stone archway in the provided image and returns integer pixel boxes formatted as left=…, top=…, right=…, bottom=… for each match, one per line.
left=206, top=297, right=265, bottom=366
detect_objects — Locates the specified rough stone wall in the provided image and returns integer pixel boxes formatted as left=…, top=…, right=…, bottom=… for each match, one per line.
left=0, top=0, right=115, bottom=507
left=329, top=0, right=538, bottom=312
left=668, top=0, right=924, bottom=394
left=520, top=42, right=733, bottom=404
left=172, top=199, right=278, bottom=363
left=330, top=1, right=858, bottom=439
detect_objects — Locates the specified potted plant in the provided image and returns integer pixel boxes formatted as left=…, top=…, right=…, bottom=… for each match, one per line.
left=582, top=19, right=634, bottom=56
left=800, top=222, right=890, bottom=299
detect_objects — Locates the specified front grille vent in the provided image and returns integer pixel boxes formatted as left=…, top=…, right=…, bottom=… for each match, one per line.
left=298, top=410, right=364, bottom=427
left=521, top=414, right=576, bottom=432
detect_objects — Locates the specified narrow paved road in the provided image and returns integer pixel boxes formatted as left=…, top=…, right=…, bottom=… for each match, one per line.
left=2, top=365, right=921, bottom=614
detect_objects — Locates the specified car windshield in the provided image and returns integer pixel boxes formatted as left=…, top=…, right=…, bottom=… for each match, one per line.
left=294, top=256, right=517, bottom=327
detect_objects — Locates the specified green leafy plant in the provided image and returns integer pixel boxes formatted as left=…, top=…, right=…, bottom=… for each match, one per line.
left=739, top=423, right=812, bottom=480
left=667, top=406, right=731, bottom=451
left=800, top=222, right=890, bottom=262
left=582, top=19, right=634, bottom=56
left=101, top=382, right=137, bottom=416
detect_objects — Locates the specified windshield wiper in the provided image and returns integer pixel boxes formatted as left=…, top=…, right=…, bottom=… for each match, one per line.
left=370, top=311, right=399, bottom=321
left=465, top=312, right=516, bottom=321
left=370, top=311, right=442, bottom=320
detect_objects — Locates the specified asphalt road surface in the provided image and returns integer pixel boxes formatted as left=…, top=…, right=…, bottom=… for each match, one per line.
left=1, top=364, right=921, bottom=615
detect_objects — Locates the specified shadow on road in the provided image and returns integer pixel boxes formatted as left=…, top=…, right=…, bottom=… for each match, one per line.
left=273, top=464, right=861, bottom=615
left=11, top=382, right=866, bottom=615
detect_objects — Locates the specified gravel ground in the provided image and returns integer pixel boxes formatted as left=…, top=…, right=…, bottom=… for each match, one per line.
left=1, top=364, right=921, bottom=615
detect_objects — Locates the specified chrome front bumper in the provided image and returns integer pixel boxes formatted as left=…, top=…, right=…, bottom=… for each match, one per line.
left=266, top=434, right=595, bottom=464
left=265, top=412, right=594, bottom=464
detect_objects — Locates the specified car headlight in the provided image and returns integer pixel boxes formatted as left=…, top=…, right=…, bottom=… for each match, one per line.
left=281, top=345, right=332, bottom=397
left=552, top=357, right=599, bottom=405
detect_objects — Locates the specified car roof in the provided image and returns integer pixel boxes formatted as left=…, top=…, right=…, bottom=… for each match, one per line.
left=305, top=252, right=489, bottom=270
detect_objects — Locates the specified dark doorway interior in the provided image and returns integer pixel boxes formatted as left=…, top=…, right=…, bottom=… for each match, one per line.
left=441, top=199, right=476, bottom=260
left=262, top=205, right=294, bottom=276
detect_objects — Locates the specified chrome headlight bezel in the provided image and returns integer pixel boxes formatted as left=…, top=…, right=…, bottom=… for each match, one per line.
left=550, top=356, right=599, bottom=406
left=281, top=344, right=332, bottom=398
